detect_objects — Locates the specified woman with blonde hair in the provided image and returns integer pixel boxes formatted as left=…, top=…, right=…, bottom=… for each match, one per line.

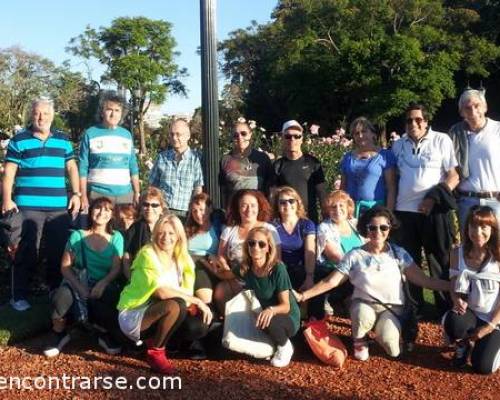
left=219, top=226, right=300, bottom=367
left=272, top=186, right=316, bottom=291
left=309, top=190, right=364, bottom=319
left=118, top=214, right=212, bottom=374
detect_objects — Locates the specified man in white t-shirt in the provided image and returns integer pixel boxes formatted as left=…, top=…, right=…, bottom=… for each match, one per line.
left=391, top=103, right=459, bottom=314
left=448, top=89, right=500, bottom=230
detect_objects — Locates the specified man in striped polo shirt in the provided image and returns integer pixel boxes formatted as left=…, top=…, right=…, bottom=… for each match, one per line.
left=78, top=91, right=140, bottom=210
left=2, top=98, right=81, bottom=311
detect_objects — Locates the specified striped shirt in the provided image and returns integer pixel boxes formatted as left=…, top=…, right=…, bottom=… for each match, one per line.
left=149, top=148, right=204, bottom=211
left=6, top=129, right=75, bottom=210
left=79, top=125, right=139, bottom=196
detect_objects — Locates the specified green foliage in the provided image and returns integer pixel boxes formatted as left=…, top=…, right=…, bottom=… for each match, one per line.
left=67, top=16, right=187, bottom=154
left=0, top=47, right=97, bottom=138
left=220, top=0, right=500, bottom=131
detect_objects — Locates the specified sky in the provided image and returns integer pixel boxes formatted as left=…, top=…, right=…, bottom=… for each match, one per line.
left=0, top=0, right=276, bottom=116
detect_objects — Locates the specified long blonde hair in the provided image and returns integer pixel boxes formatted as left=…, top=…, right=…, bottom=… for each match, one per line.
left=240, top=227, right=279, bottom=277
left=151, top=214, right=195, bottom=291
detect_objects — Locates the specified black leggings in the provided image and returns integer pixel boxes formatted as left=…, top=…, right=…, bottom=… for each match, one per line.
left=444, top=308, right=500, bottom=374
left=265, top=314, right=297, bottom=347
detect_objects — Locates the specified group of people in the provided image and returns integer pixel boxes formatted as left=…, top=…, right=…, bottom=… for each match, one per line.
left=0, top=87, right=499, bottom=375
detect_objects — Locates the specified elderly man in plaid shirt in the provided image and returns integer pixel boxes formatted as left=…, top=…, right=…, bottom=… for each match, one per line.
left=149, top=119, right=203, bottom=221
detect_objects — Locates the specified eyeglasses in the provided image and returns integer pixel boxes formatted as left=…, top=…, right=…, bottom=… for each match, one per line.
left=248, top=239, right=268, bottom=249
left=284, top=134, right=303, bottom=140
left=143, top=202, right=161, bottom=208
left=233, top=131, right=250, bottom=138
left=279, top=198, right=297, bottom=206
left=366, top=224, right=391, bottom=233
left=406, top=117, right=425, bottom=125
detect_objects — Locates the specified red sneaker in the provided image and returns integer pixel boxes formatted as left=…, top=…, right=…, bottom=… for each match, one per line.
left=146, top=347, right=175, bottom=374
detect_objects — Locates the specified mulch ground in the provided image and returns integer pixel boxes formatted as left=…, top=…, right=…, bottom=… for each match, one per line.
left=0, top=316, right=499, bottom=400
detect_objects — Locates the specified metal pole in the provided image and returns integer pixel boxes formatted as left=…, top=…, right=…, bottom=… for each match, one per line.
left=200, top=0, right=221, bottom=208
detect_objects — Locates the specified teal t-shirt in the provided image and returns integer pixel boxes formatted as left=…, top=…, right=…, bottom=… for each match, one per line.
left=340, top=229, right=363, bottom=254
left=233, top=262, right=300, bottom=334
left=188, top=225, right=219, bottom=256
left=66, top=230, right=124, bottom=281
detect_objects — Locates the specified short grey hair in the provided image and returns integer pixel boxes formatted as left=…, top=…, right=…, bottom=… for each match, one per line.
left=458, top=89, right=487, bottom=112
left=96, top=90, right=128, bottom=124
left=31, top=97, right=54, bottom=114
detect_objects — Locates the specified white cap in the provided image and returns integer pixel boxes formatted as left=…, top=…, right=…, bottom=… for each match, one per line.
left=281, top=120, right=303, bottom=133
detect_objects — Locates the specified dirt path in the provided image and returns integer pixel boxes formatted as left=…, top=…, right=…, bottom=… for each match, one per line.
left=1, top=317, right=498, bottom=399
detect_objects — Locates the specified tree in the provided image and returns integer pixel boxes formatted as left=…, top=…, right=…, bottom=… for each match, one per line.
left=0, top=47, right=55, bottom=132
left=67, top=16, right=187, bottom=154
left=220, top=0, right=500, bottom=133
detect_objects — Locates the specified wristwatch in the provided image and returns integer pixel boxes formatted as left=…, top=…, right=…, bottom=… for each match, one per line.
left=72, top=192, right=82, bottom=197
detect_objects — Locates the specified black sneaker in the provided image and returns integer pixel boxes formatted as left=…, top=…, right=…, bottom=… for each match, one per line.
left=452, top=341, right=470, bottom=368
left=43, top=331, right=71, bottom=358
left=188, top=340, right=207, bottom=360
left=98, top=333, right=122, bottom=355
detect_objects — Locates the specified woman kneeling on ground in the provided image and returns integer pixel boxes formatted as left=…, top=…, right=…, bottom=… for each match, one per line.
left=295, top=206, right=449, bottom=361
left=444, top=205, right=500, bottom=374
left=218, top=226, right=300, bottom=367
left=117, top=214, right=213, bottom=374
left=44, top=197, right=124, bottom=358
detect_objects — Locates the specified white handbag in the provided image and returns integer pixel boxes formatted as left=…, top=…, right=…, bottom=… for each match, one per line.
left=222, top=289, right=275, bottom=359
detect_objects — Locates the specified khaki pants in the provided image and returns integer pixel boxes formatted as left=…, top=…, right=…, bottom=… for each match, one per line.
left=350, top=299, right=403, bottom=357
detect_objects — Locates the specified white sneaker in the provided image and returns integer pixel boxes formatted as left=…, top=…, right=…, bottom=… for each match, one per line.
left=10, top=298, right=31, bottom=312
left=271, top=339, right=294, bottom=368
left=353, top=340, right=369, bottom=361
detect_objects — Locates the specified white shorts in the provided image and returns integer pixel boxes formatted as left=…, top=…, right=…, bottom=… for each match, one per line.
left=118, top=302, right=150, bottom=342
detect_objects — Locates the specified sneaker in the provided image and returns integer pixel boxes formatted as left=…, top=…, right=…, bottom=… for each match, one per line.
left=146, top=347, right=175, bottom=374
left=10, top=298, right=31, bottom=312
left=98, top=333, right=122, bottom=355
left=43, top=331, right=71, bottom=358
left=270, top=339, right=294, bottom=368
left=452, top=341, right=470, bottom=368
left=188, top=340, right=207, bottom=360
left=353, top=339, right=369, bottom=361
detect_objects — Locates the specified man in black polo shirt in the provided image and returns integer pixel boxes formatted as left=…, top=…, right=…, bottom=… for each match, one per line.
left=272, top=120, right=326, bottom=223
left=219, top=121, right=273, bottom=207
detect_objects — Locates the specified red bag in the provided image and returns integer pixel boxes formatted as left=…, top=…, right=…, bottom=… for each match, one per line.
left=303, top=319, right=348, bottom=368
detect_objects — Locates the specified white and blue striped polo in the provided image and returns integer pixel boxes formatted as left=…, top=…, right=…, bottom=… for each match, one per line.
left=78, top=125, right=139, bottom=196
left=6, top=129, right=75, bottom=210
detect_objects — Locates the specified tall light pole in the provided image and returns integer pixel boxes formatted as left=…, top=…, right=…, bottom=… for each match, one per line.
left=200, top=0, right=221, bottom=208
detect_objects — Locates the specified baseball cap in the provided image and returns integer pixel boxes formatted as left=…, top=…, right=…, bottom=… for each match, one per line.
left=281, top=120, right=303, bottom=133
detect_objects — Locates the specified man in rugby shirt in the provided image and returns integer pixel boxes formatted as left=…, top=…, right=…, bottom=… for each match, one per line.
left=2, top=98, right=80, bottom=311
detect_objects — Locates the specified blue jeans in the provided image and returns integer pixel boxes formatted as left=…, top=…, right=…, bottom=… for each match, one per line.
left=458, top=196, right=500, bottom=233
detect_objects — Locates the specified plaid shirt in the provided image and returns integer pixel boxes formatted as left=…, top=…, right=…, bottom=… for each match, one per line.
left=149, top=147, right=204, bottom=211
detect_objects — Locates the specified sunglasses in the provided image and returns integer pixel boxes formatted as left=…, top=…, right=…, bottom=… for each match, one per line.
left=233, top=131, right=250, bottom=138
left=248, top=239, right=268, bottom=249
left=279, top=198, right=297, bottom=206
left=143, top=202, right=161, bottom=208
left=366, top=224, right=391, bottom=233
left=284, top=134, right=303, bottom=140
left=406, top=117, right=425, bottom=125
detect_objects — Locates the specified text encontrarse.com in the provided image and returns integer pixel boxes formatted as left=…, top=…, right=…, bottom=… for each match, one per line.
left=0, top=374, right=182, bottom=390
